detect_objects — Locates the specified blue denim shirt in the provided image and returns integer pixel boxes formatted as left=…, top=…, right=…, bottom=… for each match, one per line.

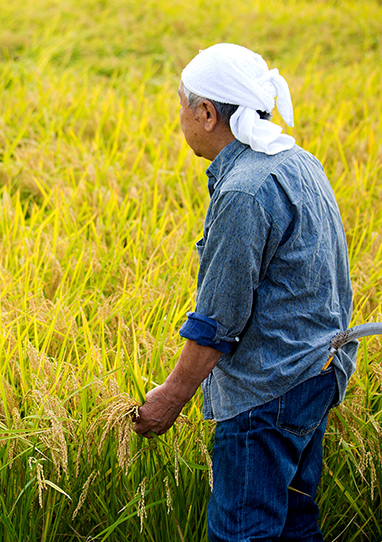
left=179, top=139, right=358, bottom=421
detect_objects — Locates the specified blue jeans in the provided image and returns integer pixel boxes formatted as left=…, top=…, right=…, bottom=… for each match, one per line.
left=207, top=367, right=338, bottom=542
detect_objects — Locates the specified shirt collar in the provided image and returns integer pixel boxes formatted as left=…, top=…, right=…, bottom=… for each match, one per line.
left=206, top=139, right=248, bottom=196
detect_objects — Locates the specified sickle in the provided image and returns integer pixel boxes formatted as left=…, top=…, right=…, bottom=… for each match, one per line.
left=323, top=322, right=382, bottom=370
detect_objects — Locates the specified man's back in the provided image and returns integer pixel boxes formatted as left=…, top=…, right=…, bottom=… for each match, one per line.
left=195, top=140, right=357, bottom=420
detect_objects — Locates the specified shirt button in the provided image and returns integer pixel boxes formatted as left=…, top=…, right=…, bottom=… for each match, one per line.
left=235, top=337, right=240, bottom=342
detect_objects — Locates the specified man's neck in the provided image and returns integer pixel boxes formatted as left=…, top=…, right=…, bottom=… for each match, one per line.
left=203, top=128, right=235, bottom=162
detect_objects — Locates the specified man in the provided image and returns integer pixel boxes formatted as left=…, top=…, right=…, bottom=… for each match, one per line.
left=134, top=44, right=358, bottom=541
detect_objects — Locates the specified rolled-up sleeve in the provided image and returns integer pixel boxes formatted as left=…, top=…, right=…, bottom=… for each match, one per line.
left=179, top=312, right=236, bottom=353
left=180, top=188, right=277, bottom=351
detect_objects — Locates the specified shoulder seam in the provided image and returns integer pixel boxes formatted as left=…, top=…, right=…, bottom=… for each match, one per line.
left=215, top=188, right=282, bottom=236
left=220, top=146, right=303, bottom=198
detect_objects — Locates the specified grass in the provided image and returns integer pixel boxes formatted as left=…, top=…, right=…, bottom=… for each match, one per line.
left=0, top=0, right=382, bottom=540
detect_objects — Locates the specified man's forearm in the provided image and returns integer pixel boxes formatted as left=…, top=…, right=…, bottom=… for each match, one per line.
left=133, top=339, right=222, bottom=436
left=165, top=339, right=222, bottom=402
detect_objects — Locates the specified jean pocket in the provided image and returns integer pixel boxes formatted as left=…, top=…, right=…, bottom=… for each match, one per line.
left=276, top=368, right=337, bottom=436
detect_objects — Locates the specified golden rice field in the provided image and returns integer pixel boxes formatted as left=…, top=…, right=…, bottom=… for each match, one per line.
left=0, top=0, right=382, bottom=540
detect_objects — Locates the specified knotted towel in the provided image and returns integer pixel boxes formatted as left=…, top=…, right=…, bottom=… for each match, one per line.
left=181, top=43, right=295, bottom=155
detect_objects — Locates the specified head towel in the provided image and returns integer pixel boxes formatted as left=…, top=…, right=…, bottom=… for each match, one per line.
left=181, top=43, right=295, bottom=155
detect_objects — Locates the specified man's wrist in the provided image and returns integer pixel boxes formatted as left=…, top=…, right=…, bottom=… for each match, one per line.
left=164, top=374, right=197, bottom=406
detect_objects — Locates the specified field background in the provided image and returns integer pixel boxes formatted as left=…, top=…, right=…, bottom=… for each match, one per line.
left=0, top=0, right=382, bottom=540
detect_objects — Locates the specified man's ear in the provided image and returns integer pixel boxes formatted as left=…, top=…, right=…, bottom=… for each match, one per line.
left=201, top=100, right=218, bottom=132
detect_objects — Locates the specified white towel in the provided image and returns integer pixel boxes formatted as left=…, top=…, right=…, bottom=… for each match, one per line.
left=181, top=43, right=295, bottom=155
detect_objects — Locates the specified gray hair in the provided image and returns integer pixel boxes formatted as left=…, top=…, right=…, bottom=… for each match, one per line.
left=182, top=83, right=272, bottom=126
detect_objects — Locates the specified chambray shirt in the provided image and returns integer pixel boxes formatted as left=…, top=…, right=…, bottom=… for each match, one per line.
left=179, top=139, right=358, bottom=422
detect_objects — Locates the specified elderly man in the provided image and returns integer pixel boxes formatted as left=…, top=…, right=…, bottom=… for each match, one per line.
left=134, top=44, right=357, bottom=541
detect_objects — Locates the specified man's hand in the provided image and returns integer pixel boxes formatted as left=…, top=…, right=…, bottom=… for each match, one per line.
left=133, top=381, right=186, bottom=437
left=132, top=339, right=222, bottom=439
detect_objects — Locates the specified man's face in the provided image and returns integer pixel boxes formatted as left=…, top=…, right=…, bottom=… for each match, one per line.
left=178, top=84, right=204, bottom=157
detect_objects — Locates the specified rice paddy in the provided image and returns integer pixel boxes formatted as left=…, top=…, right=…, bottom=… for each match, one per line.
left=0, top=0, right=382, bottom=540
